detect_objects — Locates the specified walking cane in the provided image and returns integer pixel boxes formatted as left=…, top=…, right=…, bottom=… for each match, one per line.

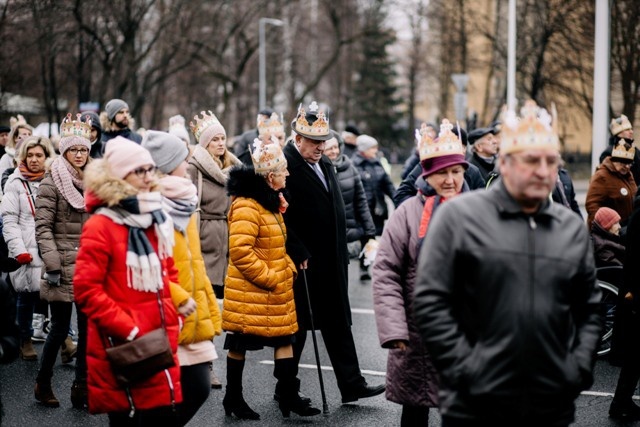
left=301, top=268, right=330, bottom=415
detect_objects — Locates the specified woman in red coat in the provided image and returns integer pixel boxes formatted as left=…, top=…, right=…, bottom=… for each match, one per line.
left=73, top=137, right=195, bottom=425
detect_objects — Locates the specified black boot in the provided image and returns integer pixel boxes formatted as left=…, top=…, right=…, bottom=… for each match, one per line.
left=274, top=358, right=320, bottom=418
left=610, top=366, right=640, bottom=420
left=70, top=380, right=88, bottom=409
left=274, top=377, right=311, bottom=404
left=222, top=357, right=260, bottom=420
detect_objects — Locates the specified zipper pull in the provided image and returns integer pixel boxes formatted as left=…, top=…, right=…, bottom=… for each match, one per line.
left=528, top=216, right=537, bottom=230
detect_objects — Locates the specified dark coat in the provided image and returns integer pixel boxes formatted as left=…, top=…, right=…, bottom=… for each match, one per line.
left=467, top=151, right=496, bottom=181
left=352, top=153, right=396, bottom=235
left=393, top=162, right=485, bottom=208
left=332, top=154, right=376, bottom=242
left=233, top=128, right=258, bottom=166
left=552, top=168, right=582, bottom=218
left=591, top=223, right=625, bottom=268
left=282, top=142, right=350, bottom=330
left=100, top=128, right=142, bottom=147
left=400, top=151, right=420, bottom=180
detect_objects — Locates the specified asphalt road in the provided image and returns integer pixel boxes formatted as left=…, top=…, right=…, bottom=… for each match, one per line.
left=0, top=181, right=634, bottom=427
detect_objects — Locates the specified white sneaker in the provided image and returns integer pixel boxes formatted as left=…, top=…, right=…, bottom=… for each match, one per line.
left=32, top=314, right=49, bottom=342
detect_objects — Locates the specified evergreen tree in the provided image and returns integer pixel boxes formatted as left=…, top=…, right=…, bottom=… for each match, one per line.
left=352, top=0, right=403, bottom=149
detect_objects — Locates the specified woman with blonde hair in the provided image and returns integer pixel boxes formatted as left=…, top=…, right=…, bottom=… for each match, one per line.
left=143, top=130, right=222, bottom=425
left=188, top=111, right=240, bottom=388
left=1, top=136, right=55, bottom=363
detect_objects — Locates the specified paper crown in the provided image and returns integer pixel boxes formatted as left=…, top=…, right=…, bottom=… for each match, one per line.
left=291, top=101, right=331, bottom=140
left=610, top=114, right=632, bottom=136
left=416, top=119, right=465, bottom=161
left=611, top=139, right=635, bottom=162
left=258, top=112, right=284, bottom=137
left=250, top=137, right=287, bottom=173
left=499, top=100, right=559, bottom=155
left=60, top=113, right=92, bottom=140
left=189, top=110, right=222, bottom=142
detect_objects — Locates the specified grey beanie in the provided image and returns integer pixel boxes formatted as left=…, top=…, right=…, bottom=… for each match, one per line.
left=142, top=130, right=189, bottom=174
left=105, top=99, right=129, bottom=121
left=356, top=134, right=378, bottom=152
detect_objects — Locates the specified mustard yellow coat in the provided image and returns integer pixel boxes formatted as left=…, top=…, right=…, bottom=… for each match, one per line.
left=171, top=214, right=222, bottom=344
left=223, top=196, right=298, bottom=337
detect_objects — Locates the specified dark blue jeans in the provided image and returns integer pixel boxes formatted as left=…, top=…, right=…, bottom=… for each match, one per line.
left=16, top=291, right=39, bottom=341
left=37, top=301, right=72, bottom=381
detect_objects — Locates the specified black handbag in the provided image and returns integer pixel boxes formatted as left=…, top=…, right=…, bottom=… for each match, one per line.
left=105, top=292, right=175, bottom=386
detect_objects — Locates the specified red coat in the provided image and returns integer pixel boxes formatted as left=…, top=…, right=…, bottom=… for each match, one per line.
left=73, top=213, right=183, bottom=414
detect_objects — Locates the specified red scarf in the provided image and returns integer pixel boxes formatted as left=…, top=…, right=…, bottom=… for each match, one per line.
left=418, top=195, right=451, bottom=239
left=19, top=162, right=45, bottom=182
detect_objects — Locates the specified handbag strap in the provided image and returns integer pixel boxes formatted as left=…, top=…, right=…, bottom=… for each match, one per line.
left=108, top=290, right=166, bottom=347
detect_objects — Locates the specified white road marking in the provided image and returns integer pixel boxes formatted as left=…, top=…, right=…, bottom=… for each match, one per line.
left=259, top=360, right=386, bottom=377
left=351, top=308, right=374, bottom=314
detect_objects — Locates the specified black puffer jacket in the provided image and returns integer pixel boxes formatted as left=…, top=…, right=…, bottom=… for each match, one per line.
left=332, top=154, right=375, bottom=243
left=352, top=153, right=396, bottom=235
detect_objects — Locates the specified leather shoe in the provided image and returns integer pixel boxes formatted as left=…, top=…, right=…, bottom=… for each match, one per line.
left=341, top=383, right=385, bottom=403
left=609, top=399, right=640, bottom=420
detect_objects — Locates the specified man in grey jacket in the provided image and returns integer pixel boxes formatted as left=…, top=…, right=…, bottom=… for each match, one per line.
left=413, top=100, right=602, bottom=427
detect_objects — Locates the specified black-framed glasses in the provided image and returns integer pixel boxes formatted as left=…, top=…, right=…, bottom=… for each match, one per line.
left=132, top=166, right=157, bottom=178
left=68, top=148, right=89, bottom=155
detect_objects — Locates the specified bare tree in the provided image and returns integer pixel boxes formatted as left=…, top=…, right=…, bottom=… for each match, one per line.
left=610, top=0, right=640, bottom=122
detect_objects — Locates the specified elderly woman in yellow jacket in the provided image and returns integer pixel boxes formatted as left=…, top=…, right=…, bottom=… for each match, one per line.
left=142, top=131, right=222, bottom=426
left=222, top=138, right=320, bottom=420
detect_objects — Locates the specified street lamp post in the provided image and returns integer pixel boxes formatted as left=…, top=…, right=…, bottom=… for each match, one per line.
left=259, top=17, right=284, bottom=111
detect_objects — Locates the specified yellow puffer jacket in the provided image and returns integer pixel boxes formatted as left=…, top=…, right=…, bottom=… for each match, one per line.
left=223, top=196, right=298, bottom=337
left=172, top=214, right=222, bottom=344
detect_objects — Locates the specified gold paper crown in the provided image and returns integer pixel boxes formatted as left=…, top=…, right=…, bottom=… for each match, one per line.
left=60, top=113, right=92, bottom=140
left=499, top=100, right=559, bottom=155
left=418, top=119, right=465, bottom=160
left=611, top=139, right=635, bottom=162
left=258, top=112, right=284, bottom=137
left=250, top=137, right=286, bottom=173
left=189, top=110, right=222, bottom=142
left=292, top=101, right=330, bottom=139
left=610, top=114, right=633, bottom=136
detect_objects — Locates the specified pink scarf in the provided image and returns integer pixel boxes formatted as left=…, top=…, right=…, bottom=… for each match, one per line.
left=50, top=156, right=86, bottom=211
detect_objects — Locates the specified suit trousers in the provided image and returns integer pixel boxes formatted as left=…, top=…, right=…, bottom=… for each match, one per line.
left=292, top=324, right=366, bottom=396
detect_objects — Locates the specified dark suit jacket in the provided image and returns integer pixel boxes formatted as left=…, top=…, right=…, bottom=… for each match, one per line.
left=283, top=141, right=351, bottom=329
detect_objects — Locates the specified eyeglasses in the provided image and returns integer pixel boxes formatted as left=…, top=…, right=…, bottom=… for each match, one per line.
left=132, top=166, right=157, bottom=178
left=68, top=148, right=89, bottom=155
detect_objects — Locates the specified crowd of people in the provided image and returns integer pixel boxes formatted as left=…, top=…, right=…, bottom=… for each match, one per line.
left=0, top=96, right=635, bottom=426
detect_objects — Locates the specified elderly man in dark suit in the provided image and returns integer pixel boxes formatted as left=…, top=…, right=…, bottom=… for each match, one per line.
left=280, top=101, right=385, bottom=404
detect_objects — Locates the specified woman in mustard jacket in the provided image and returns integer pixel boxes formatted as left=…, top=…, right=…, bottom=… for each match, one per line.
left=142, top=131, right=222, bottom=426
left=222, top=138, right=320, bottom=420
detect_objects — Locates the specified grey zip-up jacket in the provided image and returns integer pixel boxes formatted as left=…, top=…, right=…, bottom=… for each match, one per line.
left=414, top=179, right=602, bottom=425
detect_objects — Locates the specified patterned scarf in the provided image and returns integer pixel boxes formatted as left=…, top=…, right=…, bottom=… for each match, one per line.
left=159, top=175, right=198, bottom=233
left=18, top=162, right=45, bottom=182
left=50, top=156, right=85, bottom=211
left=97, top=192, right=174, bottom=293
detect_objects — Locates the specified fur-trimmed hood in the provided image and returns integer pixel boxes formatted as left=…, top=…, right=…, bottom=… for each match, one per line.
left=82, top=158, right=160, bottom=211
left=226, top=164, right=286, bottom=213
left=99, top=111, right=137, bottom=133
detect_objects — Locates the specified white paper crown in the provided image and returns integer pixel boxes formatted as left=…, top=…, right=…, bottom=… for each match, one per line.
left=418, top=119, right=465, bottom=161
left=500, top=100, right=559, bottom=155
left=292, top=101, right=330, bottom=139
left=258, top=112, right=284, bottom=137
left=60, top=113, right=92, bottom=140
left=611, top=139, right=635, bottom=162
left=250, top=137, right=286, bottom=173
left=189, top=110, right=222, bottom=142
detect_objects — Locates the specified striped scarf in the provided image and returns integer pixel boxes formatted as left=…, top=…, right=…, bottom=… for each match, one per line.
left=97, top=192, right=174, bottom=292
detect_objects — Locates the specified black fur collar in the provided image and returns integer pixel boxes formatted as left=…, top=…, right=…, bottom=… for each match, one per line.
left=226, top=165, right=286, bottom=213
